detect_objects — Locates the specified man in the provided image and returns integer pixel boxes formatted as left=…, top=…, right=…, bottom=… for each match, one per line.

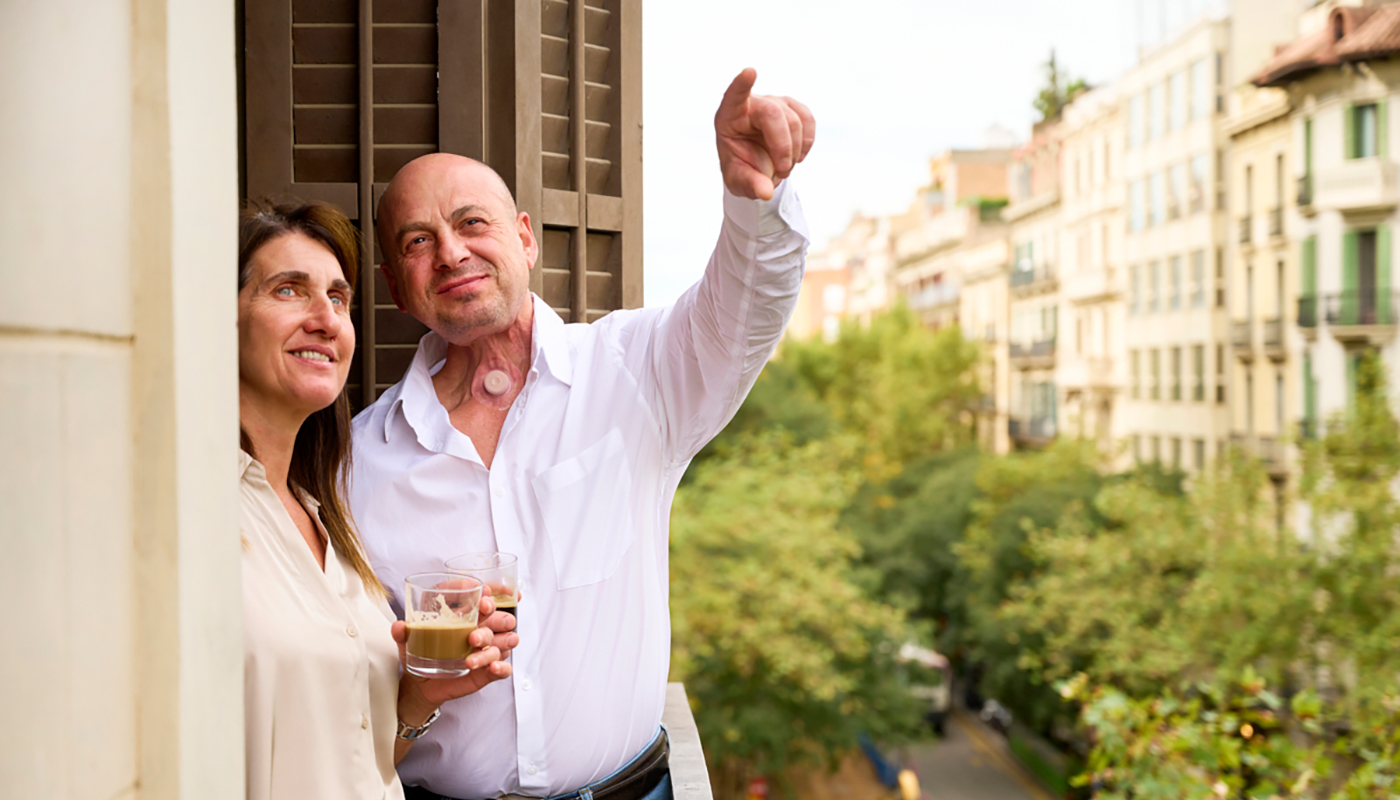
left=348, top=68, right=814, bottom=800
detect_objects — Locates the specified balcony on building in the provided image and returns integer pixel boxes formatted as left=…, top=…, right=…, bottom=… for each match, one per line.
left=1268, top=207, right=1284, bottom=239
left=1231, top=319, right=1254, bottom=360
left=1238, top=215, right=1253, bottom=246
left=1314, top=158, right=1400, bottom=213
left=1324, top=289, right=1399, bottom=343
left=1060, top=356, right=1114, bottom=391
left=1063, top=266, right=1122, bottom=304
left=1297, top=174, right=1313, bottom=210
left=1008, top=416, right=1056, bottom=448
left=1009, top=261, right=1058, bottom=298
left=1262, top=317, right=1285, bottom=360
left=1008, top=337, right=1057, bottom=368
left=1228, top=433, right=1288, bottom=478
left=1298, top=295, right=1318, bottom=336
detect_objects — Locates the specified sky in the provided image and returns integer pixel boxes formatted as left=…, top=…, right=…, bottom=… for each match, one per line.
left=640, top=0, right=1176, bottom=307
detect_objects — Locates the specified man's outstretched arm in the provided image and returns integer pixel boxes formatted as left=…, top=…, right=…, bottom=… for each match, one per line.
left=643, top=69, right=816, bottom=464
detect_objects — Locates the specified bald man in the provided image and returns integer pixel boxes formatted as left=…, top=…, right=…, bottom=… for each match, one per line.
left=347, top=69, right=814, bottom=800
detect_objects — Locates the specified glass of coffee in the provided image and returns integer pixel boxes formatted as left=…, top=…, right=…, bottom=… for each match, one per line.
left=403, top=572, right=483, bottom=678
left=445, top=552, right=519, bottom=622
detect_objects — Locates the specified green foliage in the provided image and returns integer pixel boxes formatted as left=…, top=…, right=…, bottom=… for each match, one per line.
left=781, top=305, right=981, bottom=472
left=670, top=434, right=924, bottom=779
left=1033, top=50, right=1090, bottom=121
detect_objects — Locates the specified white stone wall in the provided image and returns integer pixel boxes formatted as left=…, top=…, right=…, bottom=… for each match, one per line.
left=0, top=2, right=243, bottom=798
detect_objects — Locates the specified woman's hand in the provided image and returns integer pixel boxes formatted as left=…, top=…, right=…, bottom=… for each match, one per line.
left=394, top=595, right=521, bottom=730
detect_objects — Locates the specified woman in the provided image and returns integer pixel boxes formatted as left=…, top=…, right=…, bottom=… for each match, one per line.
left=237, top=201, right=517, bottom=800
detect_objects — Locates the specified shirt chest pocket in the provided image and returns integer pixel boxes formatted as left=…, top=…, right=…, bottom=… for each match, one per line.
left=531, top=428, right=636, bottom=590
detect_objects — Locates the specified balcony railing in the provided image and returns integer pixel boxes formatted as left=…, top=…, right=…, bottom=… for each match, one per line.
left=1299, top=418, right=1319, bottom=441
left=1008, top=338, right=1057, bottom=360
left=1229, top=434, right=1288, bottom=475
left=1231, top=319, right=1253, bottom=352
left=1263, top=317, right=1284, bottom=357
left=1009, top=416, right=1056, bottom=443
left=1269, top=207, right=1283, bottom=237
left=1239, top=215, right=1253, bottom=244
left=1297, top=174, right=1313, bottom=207
left=1298, top=295, right=1318, bottom=329
left=1324, top=289, right=1400, bottom=327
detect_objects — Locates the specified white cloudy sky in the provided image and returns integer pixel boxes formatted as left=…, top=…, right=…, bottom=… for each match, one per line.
left=640, top=0, right=1216, bottom=307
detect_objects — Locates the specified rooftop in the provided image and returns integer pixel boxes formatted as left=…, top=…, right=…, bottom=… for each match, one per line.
left=1254, top=5, right=1400, bottom=87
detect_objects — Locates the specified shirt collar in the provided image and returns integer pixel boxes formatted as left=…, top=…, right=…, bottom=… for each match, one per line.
left=238, top=450, right=321, bottom=512
left=383, top=294, right=573, bottom=444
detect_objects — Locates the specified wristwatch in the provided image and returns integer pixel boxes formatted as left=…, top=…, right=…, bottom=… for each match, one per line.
left=396, top=707, right=441, bottom=741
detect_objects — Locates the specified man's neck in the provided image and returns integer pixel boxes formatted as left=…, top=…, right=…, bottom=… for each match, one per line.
left=432, top=296, right=536, bottom=414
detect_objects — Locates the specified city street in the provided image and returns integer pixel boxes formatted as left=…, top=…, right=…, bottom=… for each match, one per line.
left=905, top=711, right=1057, bottom=800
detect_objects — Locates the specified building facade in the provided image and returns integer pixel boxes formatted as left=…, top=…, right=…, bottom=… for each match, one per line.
left=1119, top=18, right=1234, bottom=471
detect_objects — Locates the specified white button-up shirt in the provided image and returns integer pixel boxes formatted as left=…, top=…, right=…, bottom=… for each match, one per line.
left=240, top=452, right=405, bottom=800
left=348, top=184, right=808, bottom=799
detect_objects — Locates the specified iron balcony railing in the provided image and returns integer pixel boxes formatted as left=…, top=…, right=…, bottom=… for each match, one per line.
left=1009, top=416, right=1056, bottom=441
left=1299, top=418, right=1318, bottom=441
left=1008, top=338, right=1057, bottom=359
left=1297, top=174, right=1313, bottom=207
left=1239, top=215, right=1253, bottom=244
left=1269, top=207, right=1283, bottom=237
left=1010, top=268, right=1037, bottom=287
left=1231, top=320, right=1253, bottom=350
left=1298, top=295, right=1318, bottom=328
left=1324, top=289, right=1400, bottom=327
left=1263, top=317, right=1284, bottom=350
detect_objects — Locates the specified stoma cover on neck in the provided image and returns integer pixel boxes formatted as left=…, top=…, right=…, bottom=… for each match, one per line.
left=469, top=335, right=527, bottom=411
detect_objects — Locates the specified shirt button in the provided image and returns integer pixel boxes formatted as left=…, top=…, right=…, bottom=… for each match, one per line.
left=528, top=766, right=539, bottom=776
left=361, top=715, right=369, bottom=729
left=521, top=678, right=532, bottom=691
left=347, top=625, right=358, bottom=637
left=493, top=486, right=504, bottom=498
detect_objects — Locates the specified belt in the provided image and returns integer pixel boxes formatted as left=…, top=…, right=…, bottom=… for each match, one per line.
left=406, top=728, right=670, bottom=800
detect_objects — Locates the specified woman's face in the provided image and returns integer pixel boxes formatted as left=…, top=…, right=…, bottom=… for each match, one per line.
left=238, top=232, right=355, bottom=422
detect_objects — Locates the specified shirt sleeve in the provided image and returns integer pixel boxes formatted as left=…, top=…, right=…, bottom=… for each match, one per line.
left=644, top=179, right=810, bottom=465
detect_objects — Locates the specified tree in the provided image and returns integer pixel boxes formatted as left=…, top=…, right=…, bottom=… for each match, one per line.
left=669, top=434, right=925, bottom=799
left=1034, top=50, right=1089, bottom=121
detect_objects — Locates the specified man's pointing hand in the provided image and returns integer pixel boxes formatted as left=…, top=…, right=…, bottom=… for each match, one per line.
left=715, top=68, right=815, bottom=201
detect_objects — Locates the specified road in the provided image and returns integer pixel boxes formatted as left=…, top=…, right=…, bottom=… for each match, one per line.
left=903, top=711, right=1058, bottom=800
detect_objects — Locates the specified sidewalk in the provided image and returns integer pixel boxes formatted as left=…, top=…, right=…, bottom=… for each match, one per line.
left=903, top=710, right=1058, bottom=800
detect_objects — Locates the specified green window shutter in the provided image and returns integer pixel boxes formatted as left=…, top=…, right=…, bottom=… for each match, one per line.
left=1380, top=225, right=1393, bottom=323
left=1344, top=230, right=1360, bottom=324
left=1302, top=236, right=1318, bottom=296
left=1304, top=353, right=1316, bottom=426
left=1380, top=99, right=1390, bottom=159
left=1305, top=117, right=1313, bottom=174
left=1346, top=104, right=1357, bottom=159
left=1347, top=352, right=1359, bottom=415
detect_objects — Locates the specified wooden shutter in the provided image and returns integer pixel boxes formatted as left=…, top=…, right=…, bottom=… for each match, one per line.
left=242, top=0, right=643, bottom=410
left=1380, top=100, right=1390, bottom=160
left=1343, top=229, right=1359, bottom=324
left=1346, top=104, right=1356, bottom=160
left=1301, top=236, right=1317, bottom=297
left=1379, top=224, right=1392, bottom=323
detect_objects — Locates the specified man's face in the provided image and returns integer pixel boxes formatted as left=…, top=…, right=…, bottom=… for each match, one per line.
left=378, top=159, right=536, bottom=345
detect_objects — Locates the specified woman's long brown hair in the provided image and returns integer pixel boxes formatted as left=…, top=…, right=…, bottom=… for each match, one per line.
left=239, top=201, right=384, bottom=597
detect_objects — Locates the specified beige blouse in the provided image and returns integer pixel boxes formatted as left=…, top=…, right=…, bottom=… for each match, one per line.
left=240, top=451, right=406, bottom=800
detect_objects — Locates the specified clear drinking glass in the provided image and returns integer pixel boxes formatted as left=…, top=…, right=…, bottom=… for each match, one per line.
left=403, top=572, right=484, bottom=678
left=445, top=552, right=519, bottom=621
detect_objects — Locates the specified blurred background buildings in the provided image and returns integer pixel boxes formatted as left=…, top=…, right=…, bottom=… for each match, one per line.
left=792, top=0, right=1400, bottom=527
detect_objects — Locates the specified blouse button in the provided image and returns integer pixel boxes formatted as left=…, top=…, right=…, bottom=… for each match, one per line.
left=361, top=715, right=370, bottom=729
left=347, top=625, right=358, bottom=638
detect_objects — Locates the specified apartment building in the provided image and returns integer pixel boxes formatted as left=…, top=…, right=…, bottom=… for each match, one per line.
left=1056, top=85, right=1128, bottom=454
left=1256, top=1, right=1400, bottom=446
left=1119, top=18, right=1234, bottom=472
left=1004, top=120, right=1064, bottom=450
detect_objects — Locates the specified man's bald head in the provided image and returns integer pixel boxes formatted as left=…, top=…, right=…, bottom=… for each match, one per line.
left=375, top=153, right=517, bottom=270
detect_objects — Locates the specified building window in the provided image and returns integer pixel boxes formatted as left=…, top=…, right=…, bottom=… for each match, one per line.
left=1193, top=438, right=1205, bottom=470
left=1151, top=435, right=1162, bottom=463
left=1129, top=93, right=1144, bottom=149
left=1190, top=154, right=1207, bottom=213
left=1149, top=171, right=1165, bottom=226
left=1216, top=344, right=1226, bottom=403
left=1133, top=434, right=1143, bottom=463
left=1215, top=247, right=1226, bottom=307
left=1190, top=58, right=1210, bottom=121
left=1149, top=261, right=1161, bottom=312
left=1192, top=344, right=1205, bottom=401
left=1131, top=349, right=1141, bottom=398
left=1349, top=103, right=1381, bottom=159
left=1216, top=148, right=1227, bottom=210
left=1191, top=250, right=1206, bottom=307
left=1171, top=437, right=1183, bottom=468
left=1170, top=255, right=1183, bottom=310
left=1168, top=162, right=1187, bottom=220
left=1169, top=71, right=1186, bottom=132
left=1130, top=264, right=1140, bottom=314
left=1171, top=346, right=1183, bottom=401
left=1150, top=349, right=1161, bottom=400
left=1130, top=179, right=1146, bottom=232
left=1148, top=82, right=1164, bottom=141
